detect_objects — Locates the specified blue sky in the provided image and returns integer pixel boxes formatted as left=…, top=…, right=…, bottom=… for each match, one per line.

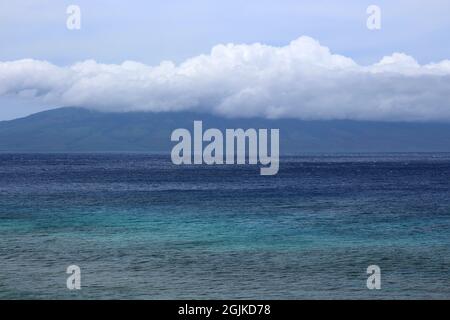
left=1, top=0, right=450, bottom=120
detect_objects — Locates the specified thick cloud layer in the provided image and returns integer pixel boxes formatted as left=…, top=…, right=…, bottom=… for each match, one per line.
left=1, top=36, right=450, bottom=121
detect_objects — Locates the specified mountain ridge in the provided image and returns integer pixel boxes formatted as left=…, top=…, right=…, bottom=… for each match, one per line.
left=0, top=107, right=449, bottom=153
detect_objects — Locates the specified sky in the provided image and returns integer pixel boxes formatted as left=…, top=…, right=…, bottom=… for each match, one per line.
left=1, top=0, right=450, bottom=121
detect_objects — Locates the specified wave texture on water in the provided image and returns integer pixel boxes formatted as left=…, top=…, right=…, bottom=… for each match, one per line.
left=0, top=153, right=450, bottom=299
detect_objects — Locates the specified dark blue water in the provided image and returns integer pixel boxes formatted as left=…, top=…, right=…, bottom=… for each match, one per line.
left=0, top=153, right=449, bottom=299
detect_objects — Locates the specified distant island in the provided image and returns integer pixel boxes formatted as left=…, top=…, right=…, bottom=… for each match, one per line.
left=0, top=107, right=449, bottom=153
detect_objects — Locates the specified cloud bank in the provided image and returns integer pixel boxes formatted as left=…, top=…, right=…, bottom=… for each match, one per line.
left=1, top=36, right=450, bottom=121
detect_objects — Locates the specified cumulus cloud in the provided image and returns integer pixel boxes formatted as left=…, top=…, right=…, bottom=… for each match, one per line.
left=1, top=36, right=450, bottom=121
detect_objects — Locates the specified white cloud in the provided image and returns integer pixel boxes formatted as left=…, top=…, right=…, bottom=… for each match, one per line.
left=1, top=36, right=450, bottom=121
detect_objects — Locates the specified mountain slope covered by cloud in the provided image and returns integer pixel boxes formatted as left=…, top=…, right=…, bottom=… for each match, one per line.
left=1, top=107, right=450, bottom=153
left=1, top=36, right=450, bottom=121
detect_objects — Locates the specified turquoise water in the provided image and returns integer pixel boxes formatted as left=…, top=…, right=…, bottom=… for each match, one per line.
left=0, top=153, right=449, bottom=299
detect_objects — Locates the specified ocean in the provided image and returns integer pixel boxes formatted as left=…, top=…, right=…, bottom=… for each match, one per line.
left=0, top=153, right=449, bottom=299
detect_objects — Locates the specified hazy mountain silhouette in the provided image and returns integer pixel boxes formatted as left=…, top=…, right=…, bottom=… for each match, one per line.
left=0, top=107, right=449, bottom=153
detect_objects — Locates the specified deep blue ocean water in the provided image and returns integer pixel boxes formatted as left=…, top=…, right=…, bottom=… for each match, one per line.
left=0, top=153, right=449, bottom=299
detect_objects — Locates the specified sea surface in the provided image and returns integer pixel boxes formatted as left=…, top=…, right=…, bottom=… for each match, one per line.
left=0, top=153, right=449, bottom=299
